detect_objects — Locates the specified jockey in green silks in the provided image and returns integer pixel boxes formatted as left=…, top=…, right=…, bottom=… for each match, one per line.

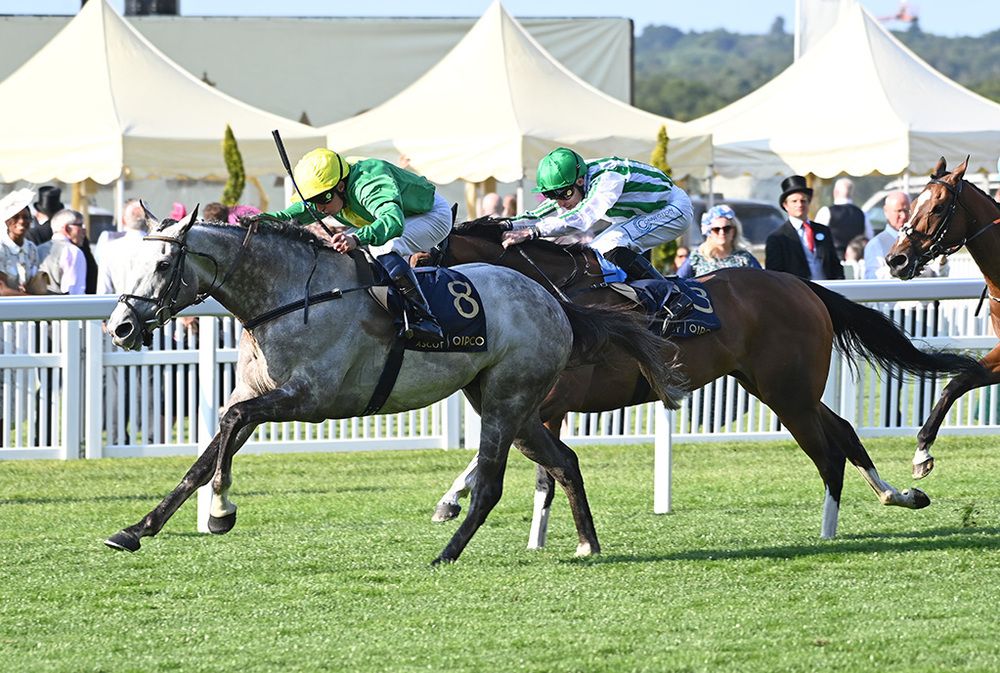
left=267, top=148, right=452, bottom=341
left=502, top=147, right=694, bottom=284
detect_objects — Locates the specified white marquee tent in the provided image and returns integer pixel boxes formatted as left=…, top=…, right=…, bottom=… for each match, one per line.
left=322, top=1, right=712, bottom=185
left=0, top=0, right=323, bottom=185
left=687, top=1, right=1000, bottom=179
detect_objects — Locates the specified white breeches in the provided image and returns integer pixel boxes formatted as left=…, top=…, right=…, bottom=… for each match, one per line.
left=368, top=194, right=454, bottom=257
left=590, top=189, right=693, bottom=254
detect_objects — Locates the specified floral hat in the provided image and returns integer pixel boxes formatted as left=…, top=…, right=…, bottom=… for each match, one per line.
left=700, top=204, right=736, bottom=234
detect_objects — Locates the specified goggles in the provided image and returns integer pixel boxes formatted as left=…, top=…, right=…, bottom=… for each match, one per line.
left=542, top=185, right=576, bottom=201
left=307, top=190, right=336, bottom=205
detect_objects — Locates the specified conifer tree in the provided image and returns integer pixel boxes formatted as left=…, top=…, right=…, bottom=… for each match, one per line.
left=649, top=125, right=677, bottom=272
left=222, top=125, right=245, bottom=207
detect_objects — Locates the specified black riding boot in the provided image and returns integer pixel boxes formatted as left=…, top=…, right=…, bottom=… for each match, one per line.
left=603, top=247, right=692, bottom=333
left=603, top=246, right=666, bottom=282
left=378, top=252, right=445, bottom=342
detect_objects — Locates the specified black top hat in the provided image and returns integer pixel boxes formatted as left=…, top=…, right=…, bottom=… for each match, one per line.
left=35, top=185, right=64, bottom=216
left=778, top=175, right=813, bottom=206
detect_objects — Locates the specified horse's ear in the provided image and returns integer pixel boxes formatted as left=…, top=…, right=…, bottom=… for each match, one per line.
left=139, top=199, right=161, bottom=231
left=451, top=203, right=458, bottom=226
left=932, top=157, right=948, bottom=178
left=177, top=203, right=200, bottom=236
left=953, top=156, right=969, bottom=180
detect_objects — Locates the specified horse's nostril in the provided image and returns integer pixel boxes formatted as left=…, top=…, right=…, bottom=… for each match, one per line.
left=886, top=254, right=906, bottom=270
left=114, top=321, right=134, bottom=339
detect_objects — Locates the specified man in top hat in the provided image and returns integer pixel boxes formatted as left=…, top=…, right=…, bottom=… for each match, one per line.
left=0, top=188, right=49, bottom=295
left=765, top=175, right=843, bottom=281
left=26, top=185, right=65, bottom=246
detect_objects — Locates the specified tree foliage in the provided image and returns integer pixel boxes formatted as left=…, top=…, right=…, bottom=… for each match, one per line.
left=649, top=125, right=676, bottom=272
left=650, top=125, right=671, bottom=176
left=221, top=124, right=245, bottom=207
left=634, top=23, right=1000, bottom=122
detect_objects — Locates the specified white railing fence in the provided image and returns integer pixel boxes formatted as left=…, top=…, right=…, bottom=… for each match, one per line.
left=1, top=278, right=997, bottom=464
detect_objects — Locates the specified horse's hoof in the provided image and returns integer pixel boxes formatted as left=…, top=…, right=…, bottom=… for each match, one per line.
left=431, top=502, right=461, bottom=523
left=905, top=488, right=931, bottom=509
left=431, top=555, right=457, bottom=567
left=104, top=530, right=141, bottom=552
left=207, top=510, right=237, bottom=535
left=912, top=458, right=934, bottom=480
left=575, top=541, right=600, bottom=557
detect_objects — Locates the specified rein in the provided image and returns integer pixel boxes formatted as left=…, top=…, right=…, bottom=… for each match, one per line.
left=119, top=221, right=259, bottom=338
left=242, top=251, right=375, bottom=331
left=438, top=229, right=592, bottom=300
left=121, top=223, right=377, bottom=343
left=515, top=248, right=572, bottom=302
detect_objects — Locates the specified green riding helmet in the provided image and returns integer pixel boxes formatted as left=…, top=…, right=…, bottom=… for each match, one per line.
left=533, top=148, right=587, bottom=193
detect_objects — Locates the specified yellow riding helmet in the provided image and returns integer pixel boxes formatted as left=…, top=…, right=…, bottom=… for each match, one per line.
left=292, top=148, right=350, bottom=201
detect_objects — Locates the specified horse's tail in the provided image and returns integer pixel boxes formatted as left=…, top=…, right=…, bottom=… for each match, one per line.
left=558, top=300, right=688, bottom=409
left=803, top=280, right=981, bottom=378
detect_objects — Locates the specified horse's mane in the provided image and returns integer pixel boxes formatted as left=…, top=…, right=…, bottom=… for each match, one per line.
left=452, top=216, right=590, bottom=256
left=196, top=214, right=326, bottom=247
left=964, top=178, right=1000, bottom=211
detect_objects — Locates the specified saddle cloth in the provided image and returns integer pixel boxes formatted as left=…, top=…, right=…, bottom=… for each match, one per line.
left=610, top=278, right=720, bottom=338
left=369, top=265, right=489, bottom=353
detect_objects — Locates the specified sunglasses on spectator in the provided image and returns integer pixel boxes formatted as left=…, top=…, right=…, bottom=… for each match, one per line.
left=710, top=225, right=734, bottom=234
left=542, top=185, right=576, bottom=201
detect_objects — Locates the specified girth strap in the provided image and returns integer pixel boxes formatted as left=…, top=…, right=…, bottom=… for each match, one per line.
left=361, top=333, right=407, bottom=416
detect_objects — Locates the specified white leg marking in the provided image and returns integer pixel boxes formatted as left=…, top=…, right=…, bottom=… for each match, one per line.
left=821, top=486, right=839, bottom=539
left=210, top=487, right=237, bottom=518
left=913, top=447, right=933, bottom=466
left=441, top=453, right=479, bottom=505
left=527, top=490, right=550, bottom=550
left=855, top=465, right=924, bottom=507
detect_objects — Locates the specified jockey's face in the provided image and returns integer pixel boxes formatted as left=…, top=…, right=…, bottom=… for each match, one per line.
left=555, top=178, right=585, bottom=209
left=310, top=181, right=346, bottom=217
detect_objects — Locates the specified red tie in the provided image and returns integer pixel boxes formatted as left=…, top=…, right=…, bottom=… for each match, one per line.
left=802, top=221, right=815, bottom=253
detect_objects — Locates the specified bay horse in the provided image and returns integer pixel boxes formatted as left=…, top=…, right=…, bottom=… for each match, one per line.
left=887, top=156, right=1000, bottom=479
left=102, top=208, right=685, bottom=564
left=423, top=218, right=982, bottom=543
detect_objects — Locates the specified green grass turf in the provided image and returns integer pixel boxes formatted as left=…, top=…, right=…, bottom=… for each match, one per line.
left=1, top=435, right=999, bottom=673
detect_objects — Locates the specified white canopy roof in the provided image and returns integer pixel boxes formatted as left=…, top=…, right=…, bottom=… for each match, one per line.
left=0, top=0, right=323, bottom=184
left=687, top=1, right=1000, bottom=179
left=322, top=1, right=712, bottom=184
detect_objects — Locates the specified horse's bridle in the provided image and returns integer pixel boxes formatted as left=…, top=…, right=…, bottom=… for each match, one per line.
left=118, top=221, right=257, bottom=344
left=900, top=178, right=994, bottom=269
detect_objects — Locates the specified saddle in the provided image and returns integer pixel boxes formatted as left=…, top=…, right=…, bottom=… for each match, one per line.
left=605, top=278, right=720, bottom=338
left=366, top=261, right=488, bottom=353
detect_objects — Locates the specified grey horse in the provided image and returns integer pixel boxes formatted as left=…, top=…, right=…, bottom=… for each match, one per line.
left=103, top=209, right=684, bottom=563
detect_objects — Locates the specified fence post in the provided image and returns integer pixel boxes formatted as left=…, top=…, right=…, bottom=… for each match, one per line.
left=196, top=316, right=220, bottom=533
left=84, top=320, right=104, bottom=459
left=442, top=393, right=462, bottom=449
left=61, top=320, right=82, bottom=460
left=653, top=404, right=672, bottom=514
left=463, top=397, right=480, bottom=450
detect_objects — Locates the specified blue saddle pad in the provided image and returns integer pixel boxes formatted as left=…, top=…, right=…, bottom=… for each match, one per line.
left=376, top=266, right=488, bottom=352
left=629, top=278, right=720, bottom=338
